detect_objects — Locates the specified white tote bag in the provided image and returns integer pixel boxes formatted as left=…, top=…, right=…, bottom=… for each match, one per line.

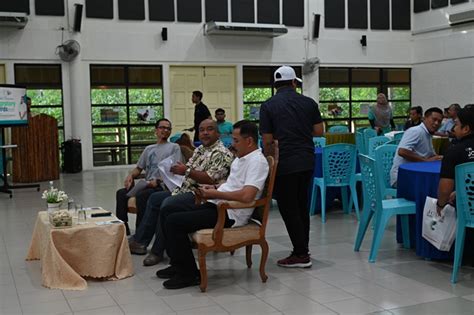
left=422, top=197, right=457, bottom=252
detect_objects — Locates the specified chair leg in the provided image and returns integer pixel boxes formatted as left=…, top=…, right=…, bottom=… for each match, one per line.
left=354, top=208, right=374, bottom=251
left=230, top=250, right=235, bottom=256
left=246, top=245, right=253, bottom=268
left=451, top=226, right=466, bottom=283
left=400, top=215, right=411, bottom=249
left=341, top=186, right=349, bottom=214
left=309, top=181, right=317, bottom=216
left=197, top=250, right=208, bottom=292
left=259, top=240, right=269, bottom=283
left=369, top=212, right=391, bottom=263
left=320, top=185, right=326, bottom=223
left=350, top=183, right=360, bottom=221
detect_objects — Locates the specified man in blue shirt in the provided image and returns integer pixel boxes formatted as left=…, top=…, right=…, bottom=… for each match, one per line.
left=436, top=103, right=461, bottom=140
left=215, top=108, right=233, bottom=146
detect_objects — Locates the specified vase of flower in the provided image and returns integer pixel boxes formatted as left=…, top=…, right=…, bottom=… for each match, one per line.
left=42, top=182, right=71, bottom=226
left=47, top=202, right=61, bottom=213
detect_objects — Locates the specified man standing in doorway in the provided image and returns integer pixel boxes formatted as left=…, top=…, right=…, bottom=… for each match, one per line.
left=185, top=91, right=211, bottom=142
left=259, top=66, right=324, bottom=268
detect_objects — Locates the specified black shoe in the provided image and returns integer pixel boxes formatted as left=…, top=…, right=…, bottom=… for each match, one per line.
left=156, top=265, right=177, bottom=279
left=163, top=274, right=200, bottom=290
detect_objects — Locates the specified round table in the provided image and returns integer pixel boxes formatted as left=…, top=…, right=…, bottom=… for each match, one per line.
left=396, top=160, right=453, bottom=259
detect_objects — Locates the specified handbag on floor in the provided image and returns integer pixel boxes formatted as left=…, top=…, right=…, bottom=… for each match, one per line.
left=422, top=196, right=457, bottom=252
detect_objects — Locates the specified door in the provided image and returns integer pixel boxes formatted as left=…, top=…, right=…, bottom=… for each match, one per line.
left=169, top=66, right=236, bottom=133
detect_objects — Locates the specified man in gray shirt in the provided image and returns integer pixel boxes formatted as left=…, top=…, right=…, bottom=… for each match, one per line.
left=115, top=118, right=182, bottom=235
left=390, top=107, right=444, bottom=187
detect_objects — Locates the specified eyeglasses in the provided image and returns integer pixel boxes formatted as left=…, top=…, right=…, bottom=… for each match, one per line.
left=157, top=126, right=172, bottom=131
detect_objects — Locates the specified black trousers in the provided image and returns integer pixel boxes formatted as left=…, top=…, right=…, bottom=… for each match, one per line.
left=274, top=170, right=313, bottom=256
left=115, top=187, right=161, bottom=231
left=161, top=202, right=234, bottom=277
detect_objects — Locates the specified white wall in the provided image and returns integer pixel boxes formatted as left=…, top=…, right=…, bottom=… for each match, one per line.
left=0, top=0, right=414, bottom=169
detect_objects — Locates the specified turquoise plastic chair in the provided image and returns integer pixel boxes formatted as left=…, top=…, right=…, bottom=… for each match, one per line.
left=374, top=145, right=398, bottom=199
left=169, top=133, right=183, bottom=143
left=353, top=154, right=416, bottom=263
left=328, top=125, right=349, bottom=133
left=385, top=139, right=400, bottom=145
left=367, top=136, right=389, bottom=157
left=363, top=129, right=377, bottom=154
left=451, top=162, right=474, bottom=283
left=309, top=144, right=360, bottom=223
left=393, top=132, right=404, bottom=141
left=313, top=137, right=326, bottom=148
left=355, top=131, right=365, bottom=155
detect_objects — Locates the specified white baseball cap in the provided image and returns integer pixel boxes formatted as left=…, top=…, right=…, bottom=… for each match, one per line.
left=274, top=66, right=302, bottom=83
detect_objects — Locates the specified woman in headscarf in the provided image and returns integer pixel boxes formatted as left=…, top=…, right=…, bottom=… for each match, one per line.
left=368, top=93, right=395, bottom=135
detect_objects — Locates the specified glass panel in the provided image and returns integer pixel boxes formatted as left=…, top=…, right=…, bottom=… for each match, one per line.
left=129, top=88, right=163, bottom=104
left=129, top=106, right=164, bottom=124
left=383, top=69, right=410, bottom=83
left=91, top=87, right=126, bottom=105
left=93, top=147, right=128, bottom=166
left=91, top=107, right=127, bottom=125
left=90, top=65, right=125, bottom=85
left=243, top=87, right=272, bottom=102
left=352, top=86, right=378, bottom=101
left=128, top=66, right=162, bottom=84
left=15, top=64, right=61, bottom=85
left=393, top=118, right=407, bottom=131
left=325, top=120, right=349, bottom=127
left=92, top=127, right=127, bottom=145
left=391, top=101, right=411, bottom=117
left=351, top=102, right=373, bottom=118
left=387, top=86, right=410, bottom=100
left=352, top=69, right=379, bottom=83
left=29, top=89, right=62, bottom=106
left=243, top=103, right=261, bottom=120
left=319, top=102, right=350, bottom=119
left=31, top=107, right=64, bottom=126
left=319, top=68, right=349, bottom=83
left=319, top=87, right=349, bottom=101
left=353, top=119, right=371, bottom=130
left=130, top=126, right=156, bottom=144
left=243, top=67, right=273, bottom=84
left=131, top=146, right=147, bottom=164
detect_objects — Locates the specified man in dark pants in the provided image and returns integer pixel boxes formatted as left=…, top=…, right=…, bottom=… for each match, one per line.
left=185, top=91, right=211, bottom=142
left=259, top=66, right=324, bottom=268
left=156, top=120, right=269, bottom=289
left=115, top=119, right=181, bottom=235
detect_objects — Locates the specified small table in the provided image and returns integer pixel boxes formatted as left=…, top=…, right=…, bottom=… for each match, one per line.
left=26, top=210, right=134, bottom=290
left=396, top=161, right=453, bottom=260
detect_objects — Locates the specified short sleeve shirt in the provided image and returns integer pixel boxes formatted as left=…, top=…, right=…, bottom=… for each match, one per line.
left=136, top=142, right=182, bottom=181
left=259, top=87, right=323, bottom=176
left=217, top=121, right=233, bottom=137
left=440, top=134, right=474, bottom=179
left=172, top=140, right=234, bottom=195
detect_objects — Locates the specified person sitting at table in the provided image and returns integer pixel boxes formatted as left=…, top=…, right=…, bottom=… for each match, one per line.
left=368, top=93, right=396, bottom=135
left=435, top=103, right=461, bottom=140
left=156, top=120, right=269, bottom=289
left=115, top=119, right=182, bottom=235
left=390, top=107, right=444, bottom=187
left=404, top=106, right=423, bottom=131
left=128, top=119, right=234, bottom=267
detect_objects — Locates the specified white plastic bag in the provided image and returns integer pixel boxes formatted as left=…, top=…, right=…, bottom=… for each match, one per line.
left=422, top=196, right=457, bottom=252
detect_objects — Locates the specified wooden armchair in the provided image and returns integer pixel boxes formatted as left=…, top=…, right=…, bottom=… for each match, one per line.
left=191, top=156, right=277, bottom=292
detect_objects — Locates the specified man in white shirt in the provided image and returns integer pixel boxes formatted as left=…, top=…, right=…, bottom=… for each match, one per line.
left=390, top=107, right=444, bottom=186
left=156, top=120, right=269, bottom=289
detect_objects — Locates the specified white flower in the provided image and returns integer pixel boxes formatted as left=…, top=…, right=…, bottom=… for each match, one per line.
left=42, top=186, right=68, bottom=203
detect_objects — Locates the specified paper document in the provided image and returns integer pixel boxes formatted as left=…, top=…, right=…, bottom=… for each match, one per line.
left=158, top=157, right=185, bottom=191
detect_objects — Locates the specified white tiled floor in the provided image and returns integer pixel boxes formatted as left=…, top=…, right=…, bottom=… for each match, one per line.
left=2, top=168, right=474, bottom=314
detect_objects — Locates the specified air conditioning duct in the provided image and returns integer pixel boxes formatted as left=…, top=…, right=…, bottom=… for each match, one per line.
left=0, top=12, right=28, bottom=29
left=449, top=9, right=474, bottom=26
left=205, top=21, right=288, bottom=38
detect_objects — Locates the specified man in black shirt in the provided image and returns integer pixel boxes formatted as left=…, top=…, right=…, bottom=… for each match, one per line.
left=260, top=66, right=324, bottom=268
left=404, top=106, right=423, bottom=131
left=437, top=107, right=474, bottom=214
left=185, top=91, right=211, bottom=142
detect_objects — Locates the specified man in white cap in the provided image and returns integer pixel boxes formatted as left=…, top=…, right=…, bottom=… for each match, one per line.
left=259, top=66, right=324, bottom=268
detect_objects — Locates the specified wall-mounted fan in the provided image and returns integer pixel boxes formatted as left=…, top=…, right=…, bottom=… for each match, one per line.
left=56, top=40, right=80, bottom=62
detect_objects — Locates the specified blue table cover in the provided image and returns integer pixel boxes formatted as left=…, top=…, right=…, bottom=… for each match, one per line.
left=396, top=161, right=454, bottom=260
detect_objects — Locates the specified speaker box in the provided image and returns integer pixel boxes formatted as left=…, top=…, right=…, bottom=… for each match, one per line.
left=73, top=4, right=83, bottom=32
left=62, top=140, right=82, bottom=173
left=313, top=14, right=321, bottom=39
left=161, top=27, right=168, bottom=41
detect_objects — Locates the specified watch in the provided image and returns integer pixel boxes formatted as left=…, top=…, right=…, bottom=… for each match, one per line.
left=185, top=168, right=192, bottom=177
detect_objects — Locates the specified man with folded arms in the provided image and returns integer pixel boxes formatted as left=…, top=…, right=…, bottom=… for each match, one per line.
left=115, top=118, right=181, bottom=235
left=390, top=107, right=444, bottom=187
left=156, top=120, right=269, bottom=289
left=128, top=119, right=233, bottom=266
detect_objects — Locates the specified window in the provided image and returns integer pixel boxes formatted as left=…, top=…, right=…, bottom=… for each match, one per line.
left=243, top=66, right=302, bottom=123
left=14, top=64, right=64, bottom=146
left=319, top=68, right=411, bottom=131
left=90, top=65, right=163, bottom=166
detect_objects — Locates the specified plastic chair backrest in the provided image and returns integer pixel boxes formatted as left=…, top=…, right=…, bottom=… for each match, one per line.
left=363, top=128, right=377, bottom=154
left=355, top=130, right=365, bottom=155
left=358, top=154, right=383, bottom=213
left=322, top=144, right=357, bottom=186
left=368, top=136, right=390, bottom=157
left=313, top=137, right=326, bottom=148
left=393, top=132, right=404, bottom=141
left=385, top=139, right=400, bottom=145
left=328, top=125, right=349, bottom=133
left=455, top=162, right=474, bottom=227
left=374, top=144, right=398, bottom=193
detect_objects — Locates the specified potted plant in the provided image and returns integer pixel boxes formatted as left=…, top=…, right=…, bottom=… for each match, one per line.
left=42, top=182, right=68, bottom=212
